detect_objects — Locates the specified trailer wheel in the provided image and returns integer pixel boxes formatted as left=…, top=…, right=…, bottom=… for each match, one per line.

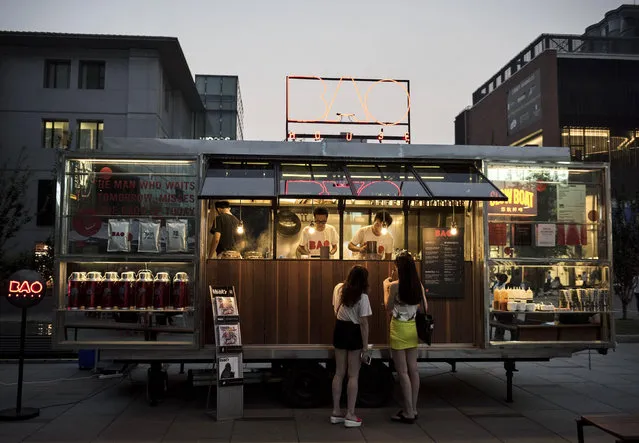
left=281, top=362, right=329, bottom=408
left=357, top=360, right=393, bottom=408
left=147, top=363, right=168, bottom=406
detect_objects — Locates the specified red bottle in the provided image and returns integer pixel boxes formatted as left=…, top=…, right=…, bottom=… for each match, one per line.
left=120, top=271, right=136, bottom=309
left=172, top=272, right=190, bottom=310
left=67, top=272, right=87, bottom=310
left=136, top=270, right=154, bottom=310
left=85, top=271, right=104, bottom=310
left=153, top=272, right=171, bottom=310
left=102, top=272, right=119, bottom=309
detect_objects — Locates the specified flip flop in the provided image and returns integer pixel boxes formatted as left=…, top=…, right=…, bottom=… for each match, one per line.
left=391, top=410, right=415, bottom=424
left=330, top=415, right=345, bottom=424
left=344, top=416, right=362, bottom=427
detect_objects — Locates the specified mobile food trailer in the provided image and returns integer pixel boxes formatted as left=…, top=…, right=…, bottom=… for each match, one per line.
left=53, top=138, right=614, bottom=406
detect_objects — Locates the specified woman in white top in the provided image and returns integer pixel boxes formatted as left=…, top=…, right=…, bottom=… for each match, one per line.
left=383, top=252, right=427, bottom=424
left=331, top=265, right=372, bottom=428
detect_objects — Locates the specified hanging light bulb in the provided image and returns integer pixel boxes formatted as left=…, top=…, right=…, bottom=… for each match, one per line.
left=450, top=204, right=458, bottom=235
left=450, top=221, right=458, bottom=236
left=236, top=199, right=244, bottom=234
left=308, top=220, right=316, bottom=235
left=381, top=222, right=388, bottom=236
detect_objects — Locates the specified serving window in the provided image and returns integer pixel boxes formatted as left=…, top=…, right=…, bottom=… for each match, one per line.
left=485, top=164, right=612, bottom=345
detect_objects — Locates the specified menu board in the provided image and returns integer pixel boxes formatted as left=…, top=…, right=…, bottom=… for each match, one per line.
left=421, top=228, right=464, bottom=299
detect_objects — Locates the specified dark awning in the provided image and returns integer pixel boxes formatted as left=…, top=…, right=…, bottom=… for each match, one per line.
left=199, top=161, right=276, bottom=198
left=199, top=159, right=508, bottom=201
left=413, top=164, right=508, bottom=201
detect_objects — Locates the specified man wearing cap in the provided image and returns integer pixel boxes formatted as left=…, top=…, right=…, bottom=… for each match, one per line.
left=209, top=201, right=241, bottom=259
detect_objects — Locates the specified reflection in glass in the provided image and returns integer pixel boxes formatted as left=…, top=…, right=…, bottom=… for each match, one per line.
left=201, top=161, right=275, bottom=197
left=279, top=163, right=352, bottom=196
left=416, top=165, right=505, bottom=199
left=346, top=164, right=427, bottom=197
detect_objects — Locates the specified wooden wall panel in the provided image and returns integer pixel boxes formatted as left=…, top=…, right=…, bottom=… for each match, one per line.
left=206, top=260, right=480, bottom=346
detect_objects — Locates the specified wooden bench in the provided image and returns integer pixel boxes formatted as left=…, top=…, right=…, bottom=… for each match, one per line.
left=577, top=414, right=639, bottom=442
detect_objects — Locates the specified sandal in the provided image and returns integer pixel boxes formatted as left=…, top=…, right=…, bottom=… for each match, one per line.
left=344, top=416, right=362, bottom=428
left=391, top=410, right=415, bottom=424
left=330, top=415, right=345, bottom=424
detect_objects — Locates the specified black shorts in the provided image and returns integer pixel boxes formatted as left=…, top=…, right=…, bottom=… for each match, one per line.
left=333, top=319, right=363, bottom=351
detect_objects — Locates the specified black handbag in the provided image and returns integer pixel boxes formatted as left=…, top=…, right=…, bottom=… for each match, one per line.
left=415, top=295, right=434, bottom=345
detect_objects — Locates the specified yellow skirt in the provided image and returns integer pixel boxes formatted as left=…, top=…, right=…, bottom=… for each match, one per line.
left=390, top=317, right=418, bottom=350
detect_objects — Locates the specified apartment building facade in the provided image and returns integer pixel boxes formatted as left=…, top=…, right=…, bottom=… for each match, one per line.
left=0, top=31, right=207, bottom=255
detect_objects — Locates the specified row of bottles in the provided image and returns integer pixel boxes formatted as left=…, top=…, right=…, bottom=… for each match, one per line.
left=559, top=288, right=609, bottom=312
left=492, top=288, right=534, bottom=311
left=67, top=270, right=191, bottom=310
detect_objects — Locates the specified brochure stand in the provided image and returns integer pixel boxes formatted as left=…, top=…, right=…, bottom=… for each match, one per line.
left=207, top=285, right=243, bottom=420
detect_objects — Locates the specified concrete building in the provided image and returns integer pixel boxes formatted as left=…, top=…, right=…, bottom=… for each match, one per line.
left=195, top=75, right=244, bottom=140
left=454, top=5, right=639, bottom=200
left=0, top=31, right=213, bottom=257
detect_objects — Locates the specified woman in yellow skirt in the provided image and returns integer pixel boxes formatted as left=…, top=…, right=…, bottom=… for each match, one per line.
left=383, top=252, right=428, bottom=424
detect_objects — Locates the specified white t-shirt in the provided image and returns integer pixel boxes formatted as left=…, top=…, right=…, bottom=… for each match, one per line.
left=332, top=283, right=372, bottom=324
left=300, top=224, right=339, bottom=257
left=350, top=226, right=394, bottom=259
left=384, top=280, right=427, bottom=321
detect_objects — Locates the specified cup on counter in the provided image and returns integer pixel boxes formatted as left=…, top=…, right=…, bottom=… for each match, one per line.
left=507, top=301, right=517, bottom=311
left=525, top=303, right=536, bottom=312
left=516, top=302, right=526, bottom=312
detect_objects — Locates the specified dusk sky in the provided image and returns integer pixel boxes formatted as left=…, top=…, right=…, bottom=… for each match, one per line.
left=0, top=0, right=626, bottom=144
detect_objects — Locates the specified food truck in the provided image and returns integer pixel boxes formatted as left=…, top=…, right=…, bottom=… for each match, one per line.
left=53, top=138, right=614, bottom=406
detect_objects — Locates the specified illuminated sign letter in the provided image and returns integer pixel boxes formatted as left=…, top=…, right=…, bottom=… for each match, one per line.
left=346, top=132, right=353, bottom=141
left=288, top=131, right=296, bottom=141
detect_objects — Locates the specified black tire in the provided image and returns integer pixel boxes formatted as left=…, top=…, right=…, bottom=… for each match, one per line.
left=357, top=360, right=394, bottom=408
left=280, top=362, right=330, bottom=408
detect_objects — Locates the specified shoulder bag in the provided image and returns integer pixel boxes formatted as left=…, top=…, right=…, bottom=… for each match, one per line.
left=415, top=294, right=434, bottom=345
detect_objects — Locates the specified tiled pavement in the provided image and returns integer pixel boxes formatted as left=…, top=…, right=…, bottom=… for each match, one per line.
left=1, top=344, right=639, bottom=442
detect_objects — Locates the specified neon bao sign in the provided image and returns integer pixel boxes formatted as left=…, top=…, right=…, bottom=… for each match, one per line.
left=5, top=270, right=47, bottom=309
left=286, top=76, right=411, bottom=142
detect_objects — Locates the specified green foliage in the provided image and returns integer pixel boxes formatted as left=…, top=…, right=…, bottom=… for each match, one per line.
left=0, top=147, right=33, bottom=264
left=612, top=198, right=639, bottom=318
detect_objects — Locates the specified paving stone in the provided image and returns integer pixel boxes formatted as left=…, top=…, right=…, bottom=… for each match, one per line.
left=472, top=416, right=567, bottom=442
left=232, top=420, right=299, bottom=442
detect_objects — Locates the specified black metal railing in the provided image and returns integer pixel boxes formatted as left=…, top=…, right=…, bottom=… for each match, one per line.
left=472, top=34, right=639, bottom=104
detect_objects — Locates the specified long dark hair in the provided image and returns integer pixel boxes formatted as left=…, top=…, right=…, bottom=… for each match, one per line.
left=341, top=265, right=369, bottom=307
left=396, top=253, right=422, bottom=305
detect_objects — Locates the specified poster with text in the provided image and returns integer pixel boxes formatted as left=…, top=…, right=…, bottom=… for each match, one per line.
left=536, top=224, right=556, bottom=247
left=421, top=227, right=464, bottom=298
left=218, top=355, right=243, bottom=386
left=557, top=184, right=586, bottom=223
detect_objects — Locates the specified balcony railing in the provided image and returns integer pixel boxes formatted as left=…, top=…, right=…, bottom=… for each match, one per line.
left=472, top=34, right=639, bottom=104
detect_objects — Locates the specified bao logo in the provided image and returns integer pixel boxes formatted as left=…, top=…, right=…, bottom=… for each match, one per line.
left=5, top=269, right=47, bottom=309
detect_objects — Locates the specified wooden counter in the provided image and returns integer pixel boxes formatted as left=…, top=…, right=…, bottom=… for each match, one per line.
left=205, top=260, right=479, bottom=347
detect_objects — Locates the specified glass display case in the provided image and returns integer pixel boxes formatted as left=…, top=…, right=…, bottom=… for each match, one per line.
left=485, top=163, right=612, bottom=344
left=54, top=157, right=200, bottom=348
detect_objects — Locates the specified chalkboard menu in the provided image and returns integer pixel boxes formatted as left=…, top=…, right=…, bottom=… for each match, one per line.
left=421, top=227, right=464, bottom=298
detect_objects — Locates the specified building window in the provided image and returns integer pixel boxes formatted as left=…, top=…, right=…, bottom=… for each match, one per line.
left=44, top=60, right=70, bottom=89
left=37, top=180, right=55, bottom=226
left=42, top=120, right=70, bottom=149
left=78, top=61, right=105, bottom=89
left=77, top=121, right=104, bottom=150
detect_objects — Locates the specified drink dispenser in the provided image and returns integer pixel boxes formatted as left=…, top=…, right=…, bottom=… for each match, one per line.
left=173, top=272, right=190, bottom=310
left=120, top=271, right=136, bottom=309
left=153, top=272, right=171, bottom=310
left=102, top=272, right=119, bottom=309
left=136, top=270, right=154, bottom=310
left=67, top=272, right=87, bottom=310
left=85, top=271, right=104, bottom=310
